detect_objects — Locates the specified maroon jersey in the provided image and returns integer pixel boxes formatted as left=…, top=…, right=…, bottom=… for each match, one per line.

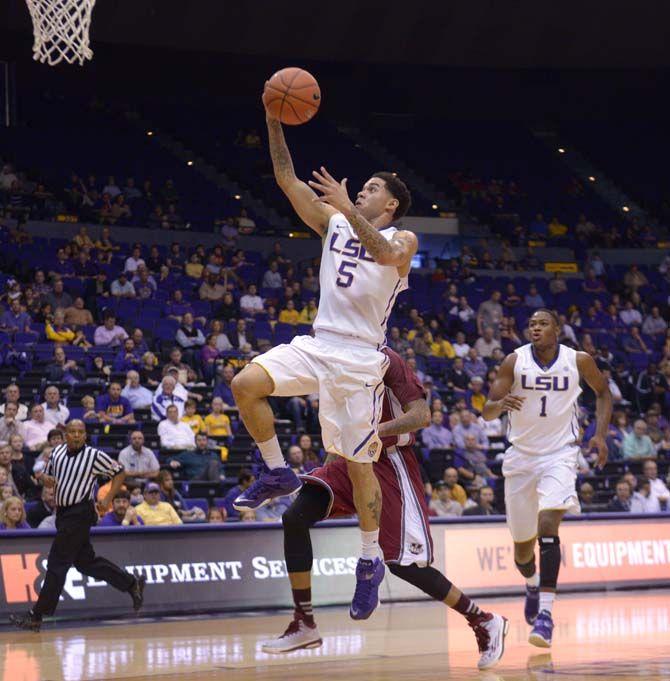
left=303, top=347, right=433, bottom=566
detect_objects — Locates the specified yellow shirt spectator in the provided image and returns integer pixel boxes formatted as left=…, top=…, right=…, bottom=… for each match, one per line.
left=469, top=392, right=486, bottom=414
left=185, top=261, right=204, bottom=279
left=135, top=500, right=182, bottom=526
left=182, top=413, right=205, bottom=434
left=548, top=218, right=568, bottom=238
left=408, top=328, right=433, bottom=343
left=204, top=412, right=232, bottom=437
left=298, top=302, right=318, bottom=324
left=279, top=308, right=300, bottom=325
left=430, top=337, right=456, bottom=358
left=45, top=321, right=76, bottom=343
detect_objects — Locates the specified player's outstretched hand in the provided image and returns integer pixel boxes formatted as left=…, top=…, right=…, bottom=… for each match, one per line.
left=588, top=435, right=608, bottom=469
left=309, top=167, right=356, bottom=215
left=500, top=394, right=525, bottom=412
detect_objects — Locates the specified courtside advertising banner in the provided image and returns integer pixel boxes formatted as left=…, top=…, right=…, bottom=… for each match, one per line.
left=1, top=518, right=668, bottom=619
left=443, top=519, right=670, bottom=591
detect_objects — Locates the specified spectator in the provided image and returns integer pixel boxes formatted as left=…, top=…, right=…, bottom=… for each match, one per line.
left=199, top=272, right=226, bottom=302
left=164, top=289, right=191, bottom=322
left=140, top=352, right=162, bottom=388
left=623, top=264, right=648, bottom=291
left=45, top=309, right=89, bottom=347
left=208, top=506, right=226, bottom=523
left=80, top=396, right=98, bottom=422
left=619, top=301, right=642, bottom=327
left=213, top=364, right=236, bottom=406
left=453, top=409, right=489, bottom=451
left=523, top=284, right=545, bottom=309
left=204, top=397, right=232, bottom=439
left=215, top=291, right=238, bottom=322
left=642, top=460, right=670, bottom=507
left=26, top=485, right=56, bottom=527
left=0, top=403, right=25, bottom=445
left=464, top=348, right=488, bottom=381
left=176, top=312, right=206, bottom=364
left=642, top=306, right=668, bottom=338
left=452, top=332, right=470, bottom=358
left=387, top=326, right=409, bottom=355
left=130, top=328, right=149, bottom=355
left=256, top=496, right=293, bottom=522
left=132, top=265, right=157, bottom=299
left=430, top=332, right=455, bottom=359
left=635, top=363, right=669, bottom=413
left=230, top=319, right=257, bottom=350
left=582, top=269, right=607, bottom=294
left=63, top=297, right=94, bottom=327
left=621, top=420, right=656, bottom=459
left=421, top=411, right=453, bottom=450
left=0, top=298, right=33, bottom=335
left=22, top=404, right=53, bottom=452
left=298, top=434, right=322, bottom=470
left=297, top=298, right=318, bottom=325
left=95, top=383, right=135, bottom=424
left=549, top=272, right=568, bottom=295
left=49, top=248, right=75, bottom=279
left=302, top=266, right=319, bottom=293
left=262, top=261, right=283, bottom=289
left=239, top=284, right=264, bottom=317
left=201, top=334, right=221, bottom=381
left=152, top=375, right=187, bottom=421
left=94, top=313, right=128, bottom=347
left=222, top=468, right=255, bottom=518
left=110, top=272, right=136, bottom=298
left=181, top=399, right=205, bottom=434
left=476, top=290, right=503, bottom=337
left=462, top=485, right=498, bottom=516
left=629, top=476, right=661, bottom=514
left=623, top=326, right=651, bottom=355
left=441, top=467, right=467, bottom=507
left=113, top=338, right=142, bottom=373
left=155, top=470, right=204, bottom=522
left=466, top=377, right=487, bottom=414
left=162, top=347, right=198, bottom=385
left=474, top=327, right=502, bottom=359
left=95, top=225, right=120, bottom=252
left=124, top=245, right=145, bottom=274
left=578, top=482, right=599, bottom=512
left=209, top=319, right=233, bottom=353
left=118, top=431, right=159, bottom=488
left=607, top=479, right=632, bottom=512
left=457, top=434, right=497, bottom=480
left=98, top=490, right=145, bottom=527
left=287, top=445, right=306, bottom=474
left=41, top=385, right=70, bottom=427
left=429, top=481, right=463, bottom=517
left=159, top=404, right=196, bottom=451
left=279, top=300, right=300, bottom=325
left=192, top=433, right=223, bottom=481
left=135, top=482, right=182, bottom=526
left=0, top=497, right=31, bottom=530
left=43, top=278, right=73, bottom=311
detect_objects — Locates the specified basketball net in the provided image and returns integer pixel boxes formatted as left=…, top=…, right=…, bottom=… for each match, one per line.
left=25, top=0, right=96, bottom=66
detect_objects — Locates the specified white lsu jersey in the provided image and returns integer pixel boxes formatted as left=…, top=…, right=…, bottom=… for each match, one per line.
left=313, top=212, right=408, bottom=347
left=507, top=343, right=582, bottom=455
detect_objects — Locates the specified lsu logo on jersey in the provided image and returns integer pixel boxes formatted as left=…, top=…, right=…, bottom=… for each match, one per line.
left=521, top=375, right=569, bottom=391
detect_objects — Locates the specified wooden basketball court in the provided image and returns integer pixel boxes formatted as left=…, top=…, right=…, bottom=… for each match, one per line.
left=2, top=589, right=669, bottom=680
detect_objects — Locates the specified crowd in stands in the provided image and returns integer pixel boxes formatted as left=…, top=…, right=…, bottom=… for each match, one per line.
left=1, top=167, right=669, bottom=530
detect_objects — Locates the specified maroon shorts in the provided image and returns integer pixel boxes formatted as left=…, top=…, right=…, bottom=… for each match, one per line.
left=302, top=445, right=434, bottom=566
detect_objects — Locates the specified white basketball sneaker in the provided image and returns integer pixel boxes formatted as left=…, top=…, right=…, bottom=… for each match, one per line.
left=468, top=612, right=509, bottom=670
left=261, top=616, right=323, bottom=654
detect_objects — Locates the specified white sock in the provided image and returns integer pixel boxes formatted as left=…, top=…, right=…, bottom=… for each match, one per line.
left=526, top=573, right=540, bottom=588
left=257, top=435, right=286, bottom=470
left=539, top=591, right=555, bottom=614
left=360, top=529, right=380, bottom=560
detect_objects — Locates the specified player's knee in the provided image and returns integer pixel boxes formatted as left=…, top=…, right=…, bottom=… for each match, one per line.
left=346, top=459, right=374, bottom=483
left=231, top=364, right=272, bottom=402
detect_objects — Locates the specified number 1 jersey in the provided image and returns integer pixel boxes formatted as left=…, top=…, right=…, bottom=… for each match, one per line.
left=507, top=343, right=582, bottom=455
left=313, top=212, right=408, bottom=347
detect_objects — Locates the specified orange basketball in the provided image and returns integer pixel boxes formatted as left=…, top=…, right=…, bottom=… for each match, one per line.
left=262, top=67, right=321, bottom=126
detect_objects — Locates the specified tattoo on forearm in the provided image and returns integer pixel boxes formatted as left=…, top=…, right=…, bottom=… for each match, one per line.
left=267, top=119, right=296, bottom=184
left=367, top=490, right=382, bottom=525
left=347, top=211, right=394, bottom=263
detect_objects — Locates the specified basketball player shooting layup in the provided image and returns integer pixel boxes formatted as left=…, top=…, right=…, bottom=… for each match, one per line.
left=231, top=96, right=418, bottom=618
left=483, top=309, right=612, bottom=648
left=262, top=348, right=508, bottom=671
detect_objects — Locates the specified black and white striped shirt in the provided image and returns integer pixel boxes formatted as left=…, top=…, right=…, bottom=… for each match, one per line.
left=46, top=444, right=124, bottom=508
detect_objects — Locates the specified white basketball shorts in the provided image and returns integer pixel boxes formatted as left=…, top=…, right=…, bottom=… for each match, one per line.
left=251, top=332, right=388, bottom=463
left=502, top=444, right=581, bottom=542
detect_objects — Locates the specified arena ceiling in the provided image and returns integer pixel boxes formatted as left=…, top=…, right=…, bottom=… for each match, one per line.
left=3, top=0, right=670, bottom=68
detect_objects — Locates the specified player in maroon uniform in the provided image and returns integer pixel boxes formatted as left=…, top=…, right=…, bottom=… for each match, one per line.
left=261, top=348, right=508, bottom=670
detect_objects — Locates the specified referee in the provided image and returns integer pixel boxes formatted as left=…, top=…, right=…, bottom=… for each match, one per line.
left=10, top=420, right=146, bottom=631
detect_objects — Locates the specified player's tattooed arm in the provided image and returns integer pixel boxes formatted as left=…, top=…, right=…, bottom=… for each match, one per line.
left=378, top=398, right=431, bottom=438
left=482, top=353, right=524, bottom=420
left=577, top=352, right=612, bottom=467
left=266, top=118, right=334, bottom=235
left=308, top=167, right=417, bottom=266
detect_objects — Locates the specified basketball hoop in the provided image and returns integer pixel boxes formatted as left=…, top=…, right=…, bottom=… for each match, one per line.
left=25, top=0, right=96, bottom=66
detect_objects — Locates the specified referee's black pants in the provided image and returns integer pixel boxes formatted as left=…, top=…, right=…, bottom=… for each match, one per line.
left=34, top=501, right=135, bottom=617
